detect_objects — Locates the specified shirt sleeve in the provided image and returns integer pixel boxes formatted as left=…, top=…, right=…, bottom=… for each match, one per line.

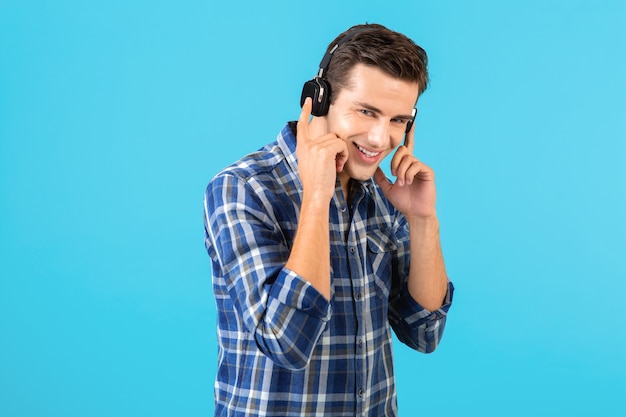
left=389, top=282, right=454, bottom=353
left=204, top=172, right=331, bottom=370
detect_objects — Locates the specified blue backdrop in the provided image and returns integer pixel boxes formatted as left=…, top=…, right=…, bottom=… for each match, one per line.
left=1, top=1, right=624, bottom=415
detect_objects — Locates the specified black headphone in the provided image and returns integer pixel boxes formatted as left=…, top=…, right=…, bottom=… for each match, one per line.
left=300, top=28, right=416, bottom=134
left=300, top=28, right=365, bottom=117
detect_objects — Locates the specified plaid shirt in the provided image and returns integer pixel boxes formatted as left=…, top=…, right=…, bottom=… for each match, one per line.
left=204, top=123, right=454, bottom=416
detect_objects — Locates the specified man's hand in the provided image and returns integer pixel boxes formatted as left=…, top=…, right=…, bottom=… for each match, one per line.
left=296, top=98, right=349, bottom=202
left=373, top=122, right=437, bottom=219
left=374, top=122, right=448, bottom=311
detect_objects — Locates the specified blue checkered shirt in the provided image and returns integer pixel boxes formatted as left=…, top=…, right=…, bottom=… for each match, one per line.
left=204, top=123, right=454, bottom=416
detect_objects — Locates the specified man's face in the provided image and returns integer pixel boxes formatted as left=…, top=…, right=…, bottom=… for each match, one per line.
left=324, top=63, right=420, bottom=183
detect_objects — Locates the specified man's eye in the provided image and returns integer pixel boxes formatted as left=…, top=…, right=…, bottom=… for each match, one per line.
left=360, top=109, right=373, bottom=116
left=391, top=118, right=408, bottom=124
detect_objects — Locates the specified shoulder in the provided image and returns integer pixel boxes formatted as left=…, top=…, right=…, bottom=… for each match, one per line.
left=211, top=123, right=297, bottom=185
left=206, top=141, right=300, bottom=208
left=208, top=124, right=300, bottom=199
left=214, top=141, right=285, bottom=183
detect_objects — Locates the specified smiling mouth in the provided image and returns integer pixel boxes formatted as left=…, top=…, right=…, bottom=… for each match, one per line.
left=355, top=144, right=381, bottom=158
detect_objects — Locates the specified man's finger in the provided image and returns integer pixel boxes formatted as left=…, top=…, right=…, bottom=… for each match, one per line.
left=334, top=140, right=349, bottom=172
left=373, top=167, right=393, bottom=195
left=298, top=97, right=313, bottom=132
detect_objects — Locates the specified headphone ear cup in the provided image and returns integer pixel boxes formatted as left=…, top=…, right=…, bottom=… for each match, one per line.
left=405, top=119, right=414, bottom=134
left=405, top=108, right=417, bottom=134
left=300, top=78, right=331, bottom=116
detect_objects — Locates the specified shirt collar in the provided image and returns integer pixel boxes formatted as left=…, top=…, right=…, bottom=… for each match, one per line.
left=276, top=122, right=302, bottom=191
left=277, top=122, right=298, bottom=165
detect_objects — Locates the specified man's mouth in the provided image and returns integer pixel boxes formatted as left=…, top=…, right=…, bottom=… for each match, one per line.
left=355, top=144, right=381, bottom=158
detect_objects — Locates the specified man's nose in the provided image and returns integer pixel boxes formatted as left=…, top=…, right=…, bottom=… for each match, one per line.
left=367, top=121, right=390, bottom=148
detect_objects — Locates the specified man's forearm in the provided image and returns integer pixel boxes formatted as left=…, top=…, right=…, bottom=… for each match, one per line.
left=285, top=194, right=331, bottom=300
left=407, top=215, right=449, bottom=311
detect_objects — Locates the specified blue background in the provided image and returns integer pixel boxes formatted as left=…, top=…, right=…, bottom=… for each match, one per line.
left=1, top=0, right=624, bottom=415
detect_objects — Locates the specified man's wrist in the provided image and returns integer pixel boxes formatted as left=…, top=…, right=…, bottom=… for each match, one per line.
left=407, top=213, right=439, bottom=229
left=301, top=191, right=333, bottom=212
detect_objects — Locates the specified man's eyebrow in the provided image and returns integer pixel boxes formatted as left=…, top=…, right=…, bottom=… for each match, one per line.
left=354, top=101, right=414, bottom=120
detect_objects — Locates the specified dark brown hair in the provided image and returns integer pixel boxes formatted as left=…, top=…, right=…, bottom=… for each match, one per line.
left=324, top=23, right=429, bottom=103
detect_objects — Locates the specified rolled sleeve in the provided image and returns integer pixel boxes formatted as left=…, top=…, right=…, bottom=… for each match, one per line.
left=256, top=268, right=332, bottom=369
left=390, top=281, right=455, bottom=353
left=269, top=268, right=332, bottom=319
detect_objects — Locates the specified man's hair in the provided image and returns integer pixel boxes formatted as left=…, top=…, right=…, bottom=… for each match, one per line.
left=324, top=23, right=429, bottom=103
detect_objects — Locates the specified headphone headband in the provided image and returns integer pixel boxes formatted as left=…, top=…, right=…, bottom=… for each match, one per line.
left=300, top=28, right=368, bottom=116
left=316, top=28, right=367, bottom=78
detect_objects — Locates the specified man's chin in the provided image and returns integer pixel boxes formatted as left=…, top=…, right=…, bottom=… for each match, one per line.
left=342, top=165, right=378, bottom=182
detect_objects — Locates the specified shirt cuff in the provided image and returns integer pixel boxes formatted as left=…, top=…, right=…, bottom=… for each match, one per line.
left=269, top=268, right=332, bottom=321
left=394, top=281, right=454, bottom=328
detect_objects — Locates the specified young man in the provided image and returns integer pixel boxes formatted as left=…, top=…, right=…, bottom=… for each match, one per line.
left=204, top=23, right=454, bottom=416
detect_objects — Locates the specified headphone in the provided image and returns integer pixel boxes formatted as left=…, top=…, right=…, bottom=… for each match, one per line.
left=300, top=28, right=417, bottom=134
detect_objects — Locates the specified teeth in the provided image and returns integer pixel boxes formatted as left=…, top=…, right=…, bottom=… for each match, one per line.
left=357, top=144, right=380, bottom=157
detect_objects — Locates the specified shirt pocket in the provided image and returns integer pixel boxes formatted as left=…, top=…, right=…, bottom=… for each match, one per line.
left=366, top=228, right=397, bottom=300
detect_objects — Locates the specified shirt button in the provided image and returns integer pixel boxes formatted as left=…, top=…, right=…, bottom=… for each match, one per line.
left=340, top=206, right=347, bottom=213
left=355, top=292, right=362, bottom=300
left=349, top=246, right=356, bottom=254
left=358, top=388, right=364, bottom=397
left=358, top=339, right=364, bottom=348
